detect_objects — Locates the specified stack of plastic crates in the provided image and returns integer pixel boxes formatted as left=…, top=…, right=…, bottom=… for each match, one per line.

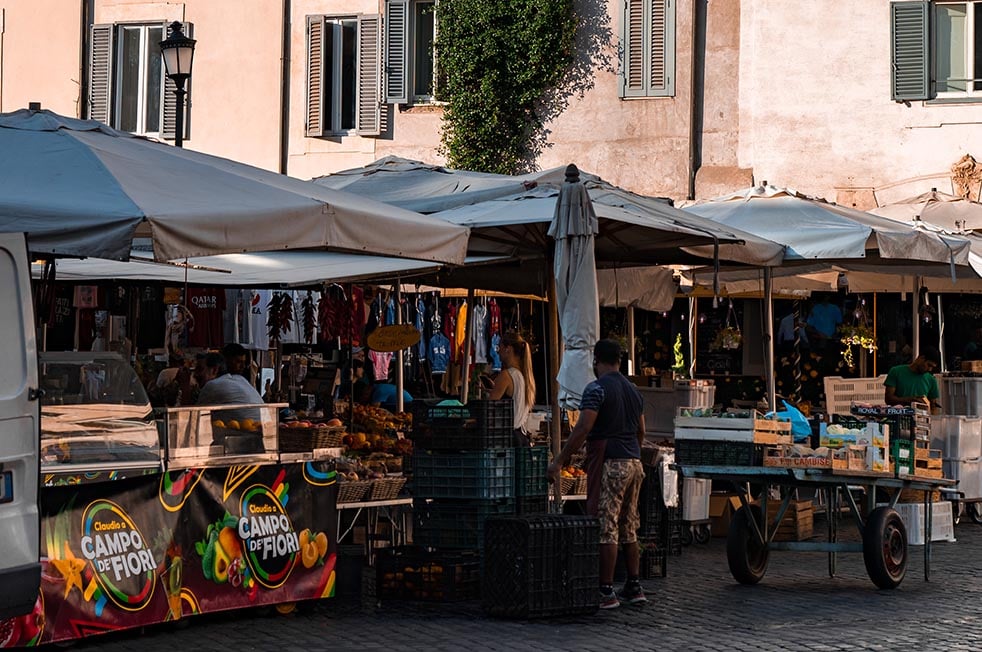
left=376, top=546, right=482, bottom=604
left=411, top=400, right=517, bottom=552
left=515, top=445, right=549, bottom=515
left=482, top=515, right=599, bottom=618
left=637, top=462, right=681, bottom=580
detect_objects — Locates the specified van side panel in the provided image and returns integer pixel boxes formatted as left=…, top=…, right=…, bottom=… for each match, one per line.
left=0, top=234, right=40, bottom=619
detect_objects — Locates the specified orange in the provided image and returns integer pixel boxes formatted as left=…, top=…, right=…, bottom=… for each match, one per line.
left=213, top=419, right=226, bottom=429
left=227, top=420, right=241, bottom=430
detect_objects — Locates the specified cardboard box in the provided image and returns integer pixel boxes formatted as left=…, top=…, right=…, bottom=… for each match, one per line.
left=709, top=494, right=743, bottom=537
left=820, top=421, right=885, bottom=448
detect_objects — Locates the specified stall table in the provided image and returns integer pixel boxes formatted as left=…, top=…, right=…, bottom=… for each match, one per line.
left=677, top=464, right=955, bottom=589
left=336, top=498, right=412, bottom=564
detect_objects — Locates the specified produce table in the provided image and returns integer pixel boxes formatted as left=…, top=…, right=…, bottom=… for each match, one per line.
left=676, top=464, right=956, bottom=589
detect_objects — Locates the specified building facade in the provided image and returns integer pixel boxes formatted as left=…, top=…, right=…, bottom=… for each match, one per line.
left=1, top=0, right=980, bottom=206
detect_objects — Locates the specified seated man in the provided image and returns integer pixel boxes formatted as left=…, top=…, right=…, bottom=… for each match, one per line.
left=195, top=352, right=266, bottom=452
left=884, top=347, right=941, bottom=409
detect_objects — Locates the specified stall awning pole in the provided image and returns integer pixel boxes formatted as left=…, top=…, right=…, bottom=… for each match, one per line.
left=688, top=297, right=696, bottom=379
left=548, top=273, right=563, bottom=509
left=627, top=305, right=636, bottom=375
left=912, top=276, right=921, bottom=360
left=459, top=287, right=476, bottom=402
left=395, top=280, right=404, bottom=413
left=764, top=267, right=776, bottom=412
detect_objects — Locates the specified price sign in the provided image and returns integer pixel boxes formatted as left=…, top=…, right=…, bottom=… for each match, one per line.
left=367, top=324, right=421, bottom=352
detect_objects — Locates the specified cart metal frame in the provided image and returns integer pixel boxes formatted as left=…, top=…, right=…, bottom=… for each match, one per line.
left=677, top=465, right=956, bottom=587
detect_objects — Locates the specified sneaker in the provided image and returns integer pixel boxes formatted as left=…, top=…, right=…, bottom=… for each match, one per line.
left=599, top=588, right=621, bottom=610
left=619, top=581, right=647, bottom=605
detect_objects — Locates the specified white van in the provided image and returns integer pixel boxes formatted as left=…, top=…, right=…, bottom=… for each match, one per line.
left=0, top=233, right=40, bottom=619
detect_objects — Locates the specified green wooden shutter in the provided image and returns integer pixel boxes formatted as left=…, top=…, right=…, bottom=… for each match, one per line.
left=357, top=15, right=382, bottom=136
left=621, top=0, right=646, bottom=97
left=385, top=0, right=409, bottom=104
left=650, top=0, right=675, bottom=97
left=306, top=15, right=325, bottom=137
left=891, top=1, right=931, bottom=101
left=87, top=24, right=113, bottom=123
left=161, top=22, right=193, bottom=140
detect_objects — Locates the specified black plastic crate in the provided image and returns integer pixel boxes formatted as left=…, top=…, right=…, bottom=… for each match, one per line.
left=674, top=439, right=765, bottom=466
left=412, top=449, right=515, bottom=499
left=516, top=494, right=549, bottom=515
left=638, top=464, right=683, bottom=555
left=482, top=515, right=599, bottom=619
left=376, top=546, right=481, bottom=602
left=411, top=399, right=514, bottom=450
left=414, top=498, right=516, bottom=549
left=639, top=536, right=668, bottom=579
left=515, top=446, right=549, bottom=497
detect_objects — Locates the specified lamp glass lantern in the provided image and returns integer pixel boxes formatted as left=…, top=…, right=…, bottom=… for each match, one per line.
left=160, top=22, right=196, bottom=83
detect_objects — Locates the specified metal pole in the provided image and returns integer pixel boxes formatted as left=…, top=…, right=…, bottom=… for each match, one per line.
left=938, top=294, right=945, bottom=372
left=627, top=305, right=636, bottom=375
left=688, top=297, right=696, bottom=379
left=395, top=281, right=404, bottom=413
left=174, top=83, right=186, bottom=148
left=873, top=292, right=878, bottom=377
left=459, top=288, right=475, bottom=402
left=792, top=298, right=802, bottom=402
left=764, top=267, right=776, bottom=411
left=912, top=276, right=921, bottom=360
left=548, top=274, right=563, bottom=509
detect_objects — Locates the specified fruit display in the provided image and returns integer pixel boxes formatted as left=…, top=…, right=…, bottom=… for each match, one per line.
left=352, top=404, right=412, bottom=436
left=560, top=466, right=587, bottom=495
left=341, top=431, right=413, bottom=457
left=560, top=466, right=586, bottom=479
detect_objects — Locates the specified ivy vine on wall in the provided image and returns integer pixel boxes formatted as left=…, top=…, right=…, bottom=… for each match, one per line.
left=434, top=0, right=579, bottom=174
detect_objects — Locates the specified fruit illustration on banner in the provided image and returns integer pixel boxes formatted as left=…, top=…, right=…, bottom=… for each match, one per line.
left=196, top=512, right=251, bottom=591
left=0, top=594, right=44, bottom=648
left=298, top=529, right=329, bottom=569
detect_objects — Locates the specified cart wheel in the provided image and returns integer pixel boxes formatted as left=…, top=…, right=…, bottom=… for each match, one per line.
left=970, top=502, right=982, bottom=525
left=863, top=507, right=908, bottom=590
left=681, top=526, right=694, bottom=547
left=694, top=524, right=712, bottom=544
left=274, top=602, right=297, bottom=615
left=726, top=505, right=769, bottom=585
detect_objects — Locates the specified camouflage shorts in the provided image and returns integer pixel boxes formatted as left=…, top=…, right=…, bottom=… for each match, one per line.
left=597, top=458, right=645, bottom=545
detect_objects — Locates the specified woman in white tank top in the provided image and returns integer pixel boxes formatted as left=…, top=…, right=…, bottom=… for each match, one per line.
left=488, top=332, right=536, bottom=444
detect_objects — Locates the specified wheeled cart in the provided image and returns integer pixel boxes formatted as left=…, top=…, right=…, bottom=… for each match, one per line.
left=676, top=465, right=956, bottom=589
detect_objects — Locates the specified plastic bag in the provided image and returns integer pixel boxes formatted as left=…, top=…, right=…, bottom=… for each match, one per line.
left=767, top=400, right=812, bottom=443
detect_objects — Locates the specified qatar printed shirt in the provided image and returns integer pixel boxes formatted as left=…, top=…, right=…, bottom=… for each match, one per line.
left=186, top=287, right=226, bottom=348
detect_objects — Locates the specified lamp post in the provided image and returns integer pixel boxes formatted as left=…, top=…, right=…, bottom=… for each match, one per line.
left=159, top=21, right=196, bottom=148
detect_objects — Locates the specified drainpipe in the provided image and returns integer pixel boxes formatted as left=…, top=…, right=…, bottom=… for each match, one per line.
left=279, top=0, right=291, bottom=174
left=687, top=0, right=706, bottom=201
left=1, top=9, right=5, bottom=111
left=79, top=0, right=93, bottom=118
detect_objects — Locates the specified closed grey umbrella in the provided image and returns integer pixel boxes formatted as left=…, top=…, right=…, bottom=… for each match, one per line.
left=548, top=165, right=600, bottom=409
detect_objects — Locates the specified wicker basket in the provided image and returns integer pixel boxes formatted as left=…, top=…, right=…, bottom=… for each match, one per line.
left=311, top=426, right=345, bottom=448
left=369, top=476, right=407, bottom=501
left=561, top=476, right=587, bottom=495
left=337, top=480, right=371, bottom=503
left=279, top=426, right=345, bottom=453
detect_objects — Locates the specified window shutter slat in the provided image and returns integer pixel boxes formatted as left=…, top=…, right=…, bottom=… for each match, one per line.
left=649, top=0, right=675, bottom=97
left=891, top=1, right=930, bottom=101
left=622, top=0, right=646, bottom=97
left=357, top=15, right=382, bottom=136
left=87, top=24, right=113, bottom=122
left=385, top=0, right=409, bottom=104
left=306, top=16, right=325, bottom=137
left=161, top=22, right=193, bottom=140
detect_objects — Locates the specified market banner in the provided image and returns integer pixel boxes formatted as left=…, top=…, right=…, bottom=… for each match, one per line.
left=0, top=461, right=337, bottom=648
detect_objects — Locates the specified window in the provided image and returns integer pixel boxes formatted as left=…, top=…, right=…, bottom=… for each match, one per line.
left=87, top=22, right=191, bottom=139
left=892, top=1, right=982, bottom=100
left=306, top=14, right=381, bottom=137
left=620, top=0, right=676, bottom=98
left=385, top=0, right=439, bottom=104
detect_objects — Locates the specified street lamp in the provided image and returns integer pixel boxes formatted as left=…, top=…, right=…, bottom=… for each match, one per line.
left=159, top=21, right=196, bottom=148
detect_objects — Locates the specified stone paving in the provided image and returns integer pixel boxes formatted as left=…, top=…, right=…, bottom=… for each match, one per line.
left=77, top=513, right=982, bottom=652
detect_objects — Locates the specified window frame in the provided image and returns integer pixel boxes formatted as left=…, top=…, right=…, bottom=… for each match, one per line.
left=384, top=0, right=440, bottom=105
left=113, top=23, right=165, bottom=136
left=410, top=0, right=438, bottom=103
left=324, top=15, right=360, bottom=135
left=934, top=1, right=982, bottom=98
left=619, top=0, right=676, bottom=99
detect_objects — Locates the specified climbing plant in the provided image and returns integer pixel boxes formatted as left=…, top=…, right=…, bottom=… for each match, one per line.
left=434, top=0, right=579, bottom=174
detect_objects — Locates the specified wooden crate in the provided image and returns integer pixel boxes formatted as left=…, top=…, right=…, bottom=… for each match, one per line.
left=898, top=488, right=942, bottom=503
left=962, top=360, right=982, bottom=373
left=758, top=500, right=814, bottom=541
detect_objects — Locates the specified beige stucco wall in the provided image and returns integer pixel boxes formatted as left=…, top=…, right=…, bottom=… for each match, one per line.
left=0, top=1, right=82, bottom=115
left=738, top=1, right=982, bottom=208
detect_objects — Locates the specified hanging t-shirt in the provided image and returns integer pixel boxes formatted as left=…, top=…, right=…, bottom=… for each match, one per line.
left=46, top=284, right=76, bottom=351
left=136, top=286, right=166, bottom=351
left=429, top=332, right=451, bottom=374
left=385, top=297, right=396, bottom=326
left=369, top=350, right=394, bottom=382
left=415, top=296, right=427, bottom=360
left=489, top=299, right=502, bottom=336
left=107, top=286, right=130, bottom=316
left=186, top=288, right=226, bottom=348
left=471, top=303, right=488, bottom=364
left=443, top=303, right=457, bottom=363
left=73, top=285, right=99, bottom=309
left=246, top=289, right=272, bottom=350
left=455, top=301, right=469, bottom=363
left=490, top=332, right=502, bottom=371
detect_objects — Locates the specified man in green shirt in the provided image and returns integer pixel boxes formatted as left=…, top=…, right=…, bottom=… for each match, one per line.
left=884, top=348, right=941, bottom=409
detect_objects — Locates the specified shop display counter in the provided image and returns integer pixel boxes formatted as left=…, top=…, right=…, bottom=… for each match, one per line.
left=163, top=403, right=288, bottom=468
left=39, top=352, right=161, bottom=485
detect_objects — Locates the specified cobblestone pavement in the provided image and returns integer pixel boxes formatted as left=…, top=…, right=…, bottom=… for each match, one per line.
left=77, top=513, right=982, bottom=652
